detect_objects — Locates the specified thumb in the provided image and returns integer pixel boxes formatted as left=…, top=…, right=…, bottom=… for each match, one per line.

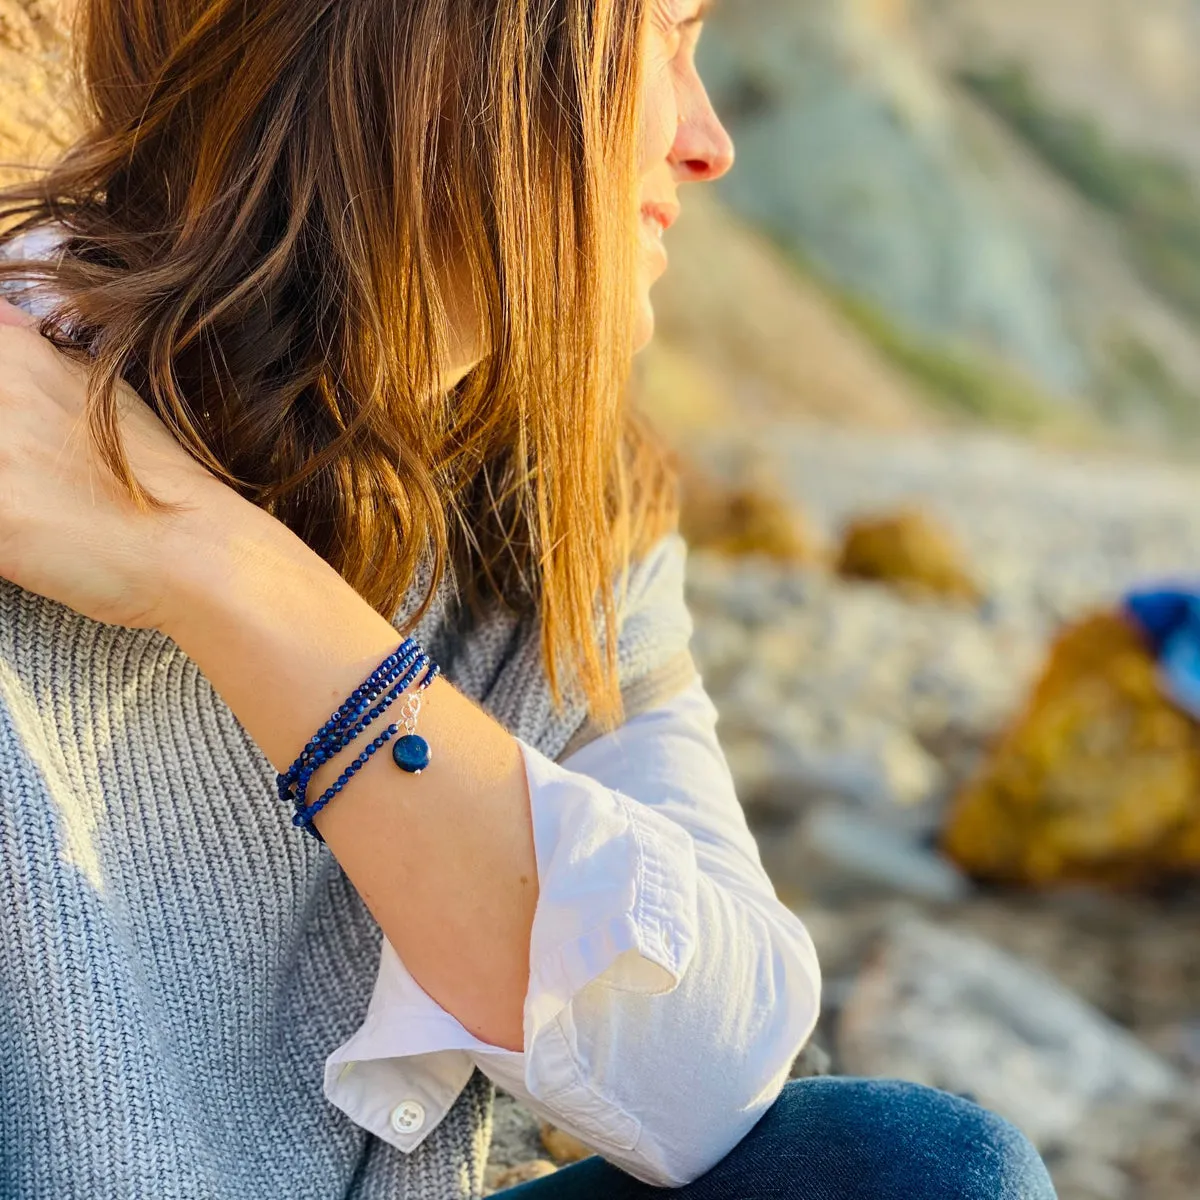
left=0, top=294, right=40, bottom=329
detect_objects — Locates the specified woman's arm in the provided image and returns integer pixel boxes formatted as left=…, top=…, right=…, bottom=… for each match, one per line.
left=325, top=673, right=822, bottom=1188
left=0, top=307, right=538, bottom=1051
left=164, top=496, right=543, bottom=1052
left=0, top=306, right=822, bottom=1154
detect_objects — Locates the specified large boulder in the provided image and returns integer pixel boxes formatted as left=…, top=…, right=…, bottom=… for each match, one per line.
left=941, top=611, right=1200, bottom=886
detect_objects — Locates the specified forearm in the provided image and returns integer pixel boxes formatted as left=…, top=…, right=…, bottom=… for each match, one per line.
left=164, top=494, right=536, bottom=1051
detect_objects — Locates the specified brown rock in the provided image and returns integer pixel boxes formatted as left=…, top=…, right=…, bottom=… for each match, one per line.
left=835, top=508, right=980, bottom=602
left=679, top=459, right=822, bottom=563
left=0, top=0, right=76, bottom=190
left=538, top=1121, right=593, bottom=1166
left=486, top=1159, right=558, bottom=1192
left=940, top=612, right=1200, bottom=887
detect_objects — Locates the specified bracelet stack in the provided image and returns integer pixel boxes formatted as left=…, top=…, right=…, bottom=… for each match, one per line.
left=276, top=637, right=440, bottom=841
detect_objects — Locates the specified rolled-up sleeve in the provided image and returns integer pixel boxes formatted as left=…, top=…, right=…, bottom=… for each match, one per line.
left=324, top=674, right=822, bottom=1188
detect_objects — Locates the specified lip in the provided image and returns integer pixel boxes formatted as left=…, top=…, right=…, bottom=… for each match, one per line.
left=639, top=202, right=681, bottom=234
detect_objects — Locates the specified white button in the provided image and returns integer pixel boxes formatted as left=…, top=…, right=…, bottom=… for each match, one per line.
left=390, top=1099, right=426, bottom=1135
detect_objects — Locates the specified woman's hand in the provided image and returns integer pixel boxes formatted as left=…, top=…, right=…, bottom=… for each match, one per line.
left=0, top=298, right=240, bottom=630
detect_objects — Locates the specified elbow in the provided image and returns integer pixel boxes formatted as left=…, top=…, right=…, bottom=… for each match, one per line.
left=627, top=930, right=824, bottom=1188
left=621, top=1057, right=797, bottom=1188
left=519, top=892, right=823, bottom=1189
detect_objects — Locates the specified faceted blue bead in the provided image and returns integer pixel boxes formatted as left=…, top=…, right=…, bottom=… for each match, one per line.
left=392, top=734, right=431, bottom=773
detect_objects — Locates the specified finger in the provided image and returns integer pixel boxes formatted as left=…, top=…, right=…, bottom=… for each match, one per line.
left=0, top=295, right=39, bottom=329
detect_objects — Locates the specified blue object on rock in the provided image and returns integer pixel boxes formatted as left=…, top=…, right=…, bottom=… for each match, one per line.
left=392, top=733, right=432, bottom=773
left=1123, top=585, right=1200, bottom=721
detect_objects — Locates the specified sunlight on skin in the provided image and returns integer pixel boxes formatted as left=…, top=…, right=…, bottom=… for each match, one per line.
left=634, top=0, right=735, bottom=351
left=436, top=0, right=735, bottom=389
left=0, top=0, right=741, bottom=1054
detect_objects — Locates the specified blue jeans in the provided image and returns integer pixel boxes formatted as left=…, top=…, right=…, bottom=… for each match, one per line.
left=496, top=1076, right=1058, bottom=1198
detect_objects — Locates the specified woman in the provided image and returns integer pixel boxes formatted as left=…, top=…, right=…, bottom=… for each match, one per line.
left=0, top=1, right=1057, bottom=1197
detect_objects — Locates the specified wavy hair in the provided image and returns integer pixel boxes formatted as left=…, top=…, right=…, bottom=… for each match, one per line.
left=0, top=0, right=681, bottom=730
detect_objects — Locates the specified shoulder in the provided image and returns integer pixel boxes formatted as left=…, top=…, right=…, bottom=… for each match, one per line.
left=557, top=533, right=699, bottom=760
left=615, top=531, right=692, bottom=653
left=612, top=531, right=695, bottom=685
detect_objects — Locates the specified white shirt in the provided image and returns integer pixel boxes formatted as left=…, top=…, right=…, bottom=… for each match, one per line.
left=323, top=673, right=823, bottom=1188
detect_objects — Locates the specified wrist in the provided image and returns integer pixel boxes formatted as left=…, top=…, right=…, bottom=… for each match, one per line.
left=157, top=483, right=404, bottom=693
left=156, top=485, right=305, bottom=642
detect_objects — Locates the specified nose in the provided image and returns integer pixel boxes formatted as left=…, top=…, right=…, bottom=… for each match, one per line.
left=670, top=74, right=735, bottom=184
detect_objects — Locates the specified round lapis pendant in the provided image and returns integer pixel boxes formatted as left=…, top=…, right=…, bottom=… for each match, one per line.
left=392, top=734, right=431, bottom=774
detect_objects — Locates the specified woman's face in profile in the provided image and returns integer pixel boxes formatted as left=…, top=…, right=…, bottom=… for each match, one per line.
left=442, top=0, right=735, bottom=382
left=634, top=0, right=734, bottom=349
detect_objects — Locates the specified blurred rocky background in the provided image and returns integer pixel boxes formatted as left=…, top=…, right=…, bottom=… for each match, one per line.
left=628, top=4, right=1200, bottom=1198
left=0, top=3, right=1197, bottom=1198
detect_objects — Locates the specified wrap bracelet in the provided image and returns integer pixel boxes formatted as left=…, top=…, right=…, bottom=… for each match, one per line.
left=280, top=640, right=441, bottom=841
left=275, top=638, right=422, bottom=803
left=284, top=651, right=432, bottom=808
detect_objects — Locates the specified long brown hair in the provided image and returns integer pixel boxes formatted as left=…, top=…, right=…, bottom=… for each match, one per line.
left=0, top=0, right=681, bottom=731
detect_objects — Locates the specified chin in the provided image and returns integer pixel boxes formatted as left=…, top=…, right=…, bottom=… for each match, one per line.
left=632, top=289, right=656, bottom=354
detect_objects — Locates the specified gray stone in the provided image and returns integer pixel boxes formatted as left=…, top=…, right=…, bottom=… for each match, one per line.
left=837, top=916, right=1187, bottom=1157
left=487, top=1089, right=544, bottom=1174
left=761, top=805, right=971, bottom=904
left=789, top=1039, right=834, bottom=1080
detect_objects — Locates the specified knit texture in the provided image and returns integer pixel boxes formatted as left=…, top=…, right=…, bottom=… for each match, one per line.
left=0, top=524, right=696, bottom=1199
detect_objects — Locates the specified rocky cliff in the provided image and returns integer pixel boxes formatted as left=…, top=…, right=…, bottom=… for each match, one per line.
left=700, top=0, right=1200, bottom=439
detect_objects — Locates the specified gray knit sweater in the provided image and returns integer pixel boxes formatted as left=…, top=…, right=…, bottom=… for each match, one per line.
left=0, top=525, right=696, bottom=1199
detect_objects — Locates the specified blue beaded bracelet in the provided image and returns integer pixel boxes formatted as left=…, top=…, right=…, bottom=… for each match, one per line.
left=287, top=643, right=440, bottom=841
left=275, top=638, right=421, bottom=803
left=285, top=653, right=431, bottom=808
left=292, top=662, right=440, bottom=842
